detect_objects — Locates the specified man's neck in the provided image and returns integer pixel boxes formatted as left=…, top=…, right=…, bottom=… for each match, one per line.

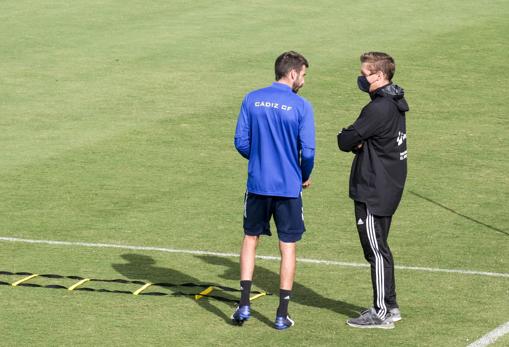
left=276, top=77, right=293, bottom=89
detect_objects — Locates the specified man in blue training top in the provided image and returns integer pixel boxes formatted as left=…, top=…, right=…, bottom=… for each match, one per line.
left=232, top=51, right=315, bottom=330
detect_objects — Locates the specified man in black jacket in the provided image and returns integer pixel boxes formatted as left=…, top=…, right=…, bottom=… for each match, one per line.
left=338, top=52, right=409, bottom=329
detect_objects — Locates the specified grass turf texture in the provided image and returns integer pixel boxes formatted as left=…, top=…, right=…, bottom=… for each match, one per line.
left=0, top=0, right=508, bottom=346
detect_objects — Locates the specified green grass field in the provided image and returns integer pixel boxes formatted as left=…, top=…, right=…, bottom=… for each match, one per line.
left=1, top=1, right=508, bottom=346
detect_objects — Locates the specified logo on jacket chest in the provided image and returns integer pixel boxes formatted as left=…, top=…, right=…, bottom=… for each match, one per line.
left=397, top=131, right=406, bottom=146
left=397, top=131, right=407, bottom=160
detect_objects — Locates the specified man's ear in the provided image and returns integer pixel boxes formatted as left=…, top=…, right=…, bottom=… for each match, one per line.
left=377, top=71, right=388, bottom=81
left=289, top=69, right=297, bottom=81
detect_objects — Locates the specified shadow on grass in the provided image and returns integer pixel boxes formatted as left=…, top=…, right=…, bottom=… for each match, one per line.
left=112, top=253, right=248, bottom=325
left=195, top=255, right=363, bottom=319
left=409, top=190, right=508, bottom=236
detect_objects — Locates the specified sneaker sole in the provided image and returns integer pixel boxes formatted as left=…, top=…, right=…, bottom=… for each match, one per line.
left=274, top=325, right=292, bottom=330
left=231, top=317, right=248, bottom=326
left=274, top=322, right=294, bottom=331
left=346, top=321, right=395, bottom=330
left=231, top=314, right=250, bottom=326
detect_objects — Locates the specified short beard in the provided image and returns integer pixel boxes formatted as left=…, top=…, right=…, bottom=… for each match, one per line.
left=292, top=80, right=303, bottom=94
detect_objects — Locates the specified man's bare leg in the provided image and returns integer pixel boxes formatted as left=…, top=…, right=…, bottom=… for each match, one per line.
left=239, top=235, right=258, bottom=307
left=232, top=235, right=259, bottom=324
left=240, top=235, right=259, bottom=281
left=276, top=240, right=296, bottom=326
left=279, top=240, right=296, bottom=290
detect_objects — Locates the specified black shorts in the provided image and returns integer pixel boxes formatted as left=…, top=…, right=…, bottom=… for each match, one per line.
left=243, top=192, right=305, bottom=243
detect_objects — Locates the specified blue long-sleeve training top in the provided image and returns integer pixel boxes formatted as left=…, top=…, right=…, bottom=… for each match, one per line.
left=234, top=82, right=315, bottom=198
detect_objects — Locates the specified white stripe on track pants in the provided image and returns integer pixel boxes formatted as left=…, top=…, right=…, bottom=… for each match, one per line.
left=354, top=201, right=398, bottom=318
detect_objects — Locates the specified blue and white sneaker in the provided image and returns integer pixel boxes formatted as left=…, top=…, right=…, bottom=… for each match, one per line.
left=231, top=305, right=250, bottom=325
left=274, top=315, right=295, bottom=330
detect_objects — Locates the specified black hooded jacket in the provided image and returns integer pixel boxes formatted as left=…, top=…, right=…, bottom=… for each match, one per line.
left=338, top=83, right=409, bottom=216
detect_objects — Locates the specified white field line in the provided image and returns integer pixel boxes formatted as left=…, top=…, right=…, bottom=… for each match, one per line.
left=467, top=321, right=509, bottom=347
left=1, top=236, right=508, bottom=278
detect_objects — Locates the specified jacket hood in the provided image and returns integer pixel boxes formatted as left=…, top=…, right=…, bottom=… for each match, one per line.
left=373, top=83, right=409, bottom=112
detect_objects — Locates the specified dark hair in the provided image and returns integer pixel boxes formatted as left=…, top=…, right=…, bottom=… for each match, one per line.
left=274, top=51, right=309, bottom=81
left=360, top=52, right=395, bottom=80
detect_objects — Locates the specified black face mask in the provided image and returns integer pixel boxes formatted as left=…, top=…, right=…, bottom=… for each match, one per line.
left=357, top=75, right=371, bottom=93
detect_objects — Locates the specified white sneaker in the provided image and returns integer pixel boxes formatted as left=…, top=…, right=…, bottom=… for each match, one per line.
left=387, top=308, right=402, bottom=322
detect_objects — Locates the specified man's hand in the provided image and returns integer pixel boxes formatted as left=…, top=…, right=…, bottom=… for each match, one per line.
left=352, top=142, right=364, bottom=154
left=302, top=179, right=312, bottom=189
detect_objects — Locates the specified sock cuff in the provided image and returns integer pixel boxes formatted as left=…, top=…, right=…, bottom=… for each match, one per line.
left=240, top=280, right=252, bottom=289
left=239, top=281, right=253, bottom=307
left=279, top=289, right=291, bottom=296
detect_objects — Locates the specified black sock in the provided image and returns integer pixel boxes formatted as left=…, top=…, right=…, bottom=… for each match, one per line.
left=239, top=280, right=252, bottom=307
left=276, top=289, right=292, bottom=317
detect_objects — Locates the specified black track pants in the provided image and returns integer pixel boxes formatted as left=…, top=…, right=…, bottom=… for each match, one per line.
left=354, top=201, right=398, bottom=318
